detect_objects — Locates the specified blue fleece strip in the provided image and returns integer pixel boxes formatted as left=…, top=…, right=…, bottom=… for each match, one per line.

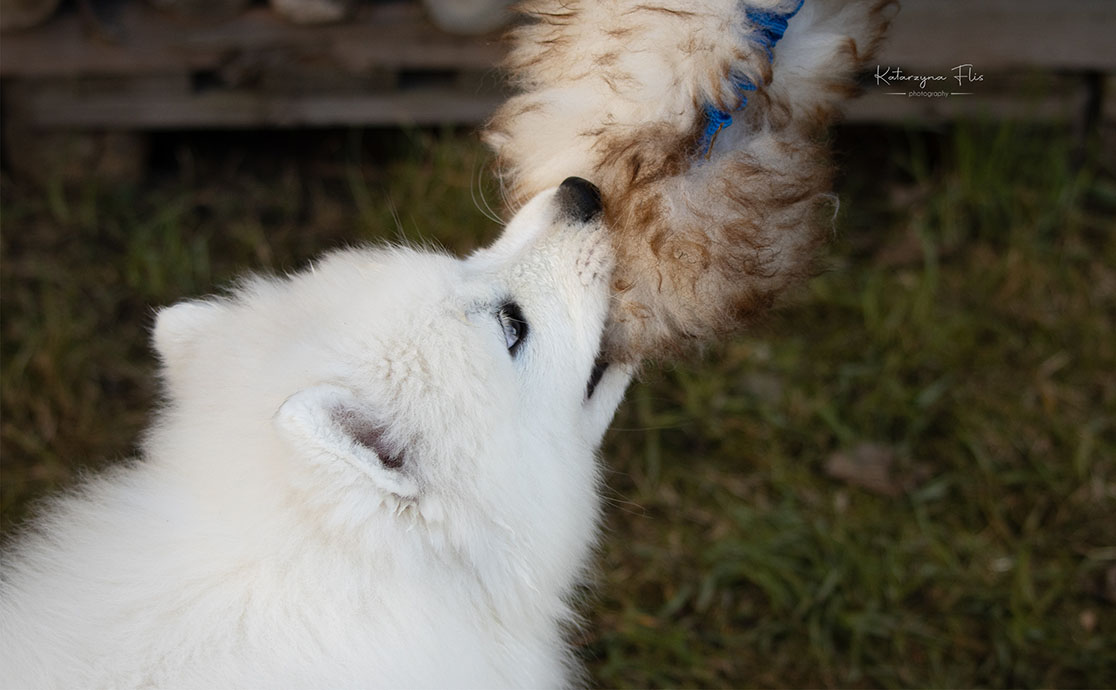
left=745, top=0, right=803, bottom=58
left=697, top=0, right=804, bottom=157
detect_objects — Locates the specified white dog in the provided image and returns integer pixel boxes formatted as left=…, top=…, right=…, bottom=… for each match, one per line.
left=0, top=178, right=632, bottom=689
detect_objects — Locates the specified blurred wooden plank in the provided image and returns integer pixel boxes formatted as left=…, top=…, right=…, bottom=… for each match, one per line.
left=4, top=77, right=503, bottom=127
left=6, top=0, right=1114, bottom=80
left=845, top=90, right=1091, bottom=124
left=1104, top=76, right=1116, bottom=125
left=878, top=0, right=1116, bottom=72
left=846, top=72, right=1093, bottom=124
left=0, top=1, right=503, bottom=78
left=9, top=73, right=1088, bottom=130
left=3, top=70, right=1094, bottom=130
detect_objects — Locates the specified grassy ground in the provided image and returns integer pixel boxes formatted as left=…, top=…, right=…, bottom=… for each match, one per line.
left=2, top=123, right=1114, bottom=688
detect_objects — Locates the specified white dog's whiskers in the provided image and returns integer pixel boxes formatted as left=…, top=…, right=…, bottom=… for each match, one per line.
left=470, top=154, right=504, bottom=226
left=599, top=487, right=649, bottom=518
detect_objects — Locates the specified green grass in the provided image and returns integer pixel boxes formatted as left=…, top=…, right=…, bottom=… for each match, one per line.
left=2, top=123, right=1114, bottom=688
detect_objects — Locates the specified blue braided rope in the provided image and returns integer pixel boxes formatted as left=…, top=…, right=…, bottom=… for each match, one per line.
left=697, top=0, right=805, bottom=158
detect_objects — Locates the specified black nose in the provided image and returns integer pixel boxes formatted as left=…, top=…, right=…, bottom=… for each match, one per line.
left=556, top=177, right=602, bottom=223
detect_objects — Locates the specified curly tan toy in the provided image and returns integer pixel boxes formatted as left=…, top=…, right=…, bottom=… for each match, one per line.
left=484, top=0, right=896, bottom=362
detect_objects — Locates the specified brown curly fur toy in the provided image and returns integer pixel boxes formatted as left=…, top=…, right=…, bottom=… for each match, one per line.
left=483, top=0, right=896, bottom=362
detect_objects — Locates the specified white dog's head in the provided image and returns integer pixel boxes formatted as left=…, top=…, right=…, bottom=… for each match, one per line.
left=150, top=178, right=631, bottom=601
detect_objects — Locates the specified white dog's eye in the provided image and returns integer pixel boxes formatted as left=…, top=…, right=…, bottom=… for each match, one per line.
left=496, top=301, right=528, bottom=355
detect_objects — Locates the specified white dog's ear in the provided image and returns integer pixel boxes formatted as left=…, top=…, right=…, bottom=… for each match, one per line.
left=274, top=384, right=419, bottom=499
left=153, top=300, right=225, bottom=367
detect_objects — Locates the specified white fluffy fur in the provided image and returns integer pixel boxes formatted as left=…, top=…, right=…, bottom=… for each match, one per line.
left=0, top=187, right=633, bottom=689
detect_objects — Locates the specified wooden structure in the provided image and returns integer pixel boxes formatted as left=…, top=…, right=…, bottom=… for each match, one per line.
left=1, top=0, right=1114, bottom=131
left=1, top=2, right=505, bottom=129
